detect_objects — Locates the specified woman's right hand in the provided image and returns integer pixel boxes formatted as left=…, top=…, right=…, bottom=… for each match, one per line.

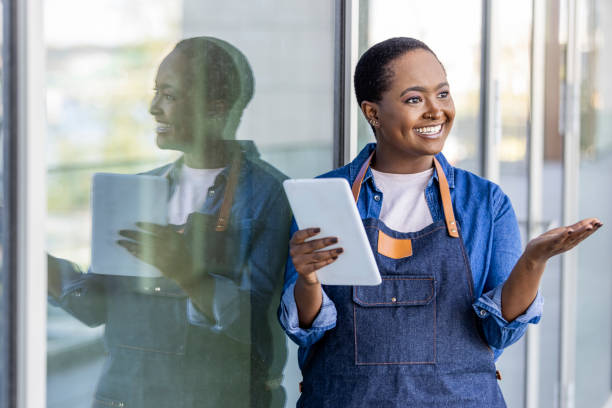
left=290, top=228, right=343, bottom=328
left=290, top=228, right=344, bottom=284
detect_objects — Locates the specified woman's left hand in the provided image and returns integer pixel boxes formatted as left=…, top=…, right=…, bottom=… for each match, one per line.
left=524, top=217, right=603, bottom=264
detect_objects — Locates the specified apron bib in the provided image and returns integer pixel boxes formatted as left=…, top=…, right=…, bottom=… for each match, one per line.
left=298, top=154, right=506, bottom=408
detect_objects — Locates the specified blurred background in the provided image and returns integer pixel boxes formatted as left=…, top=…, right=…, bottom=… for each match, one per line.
left=0, top=0, right=610, bottom=407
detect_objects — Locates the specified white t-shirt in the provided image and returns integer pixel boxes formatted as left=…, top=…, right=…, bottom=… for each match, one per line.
left=167, top=164, right=224, bottom=225
left=370, top=167, right=434, bottom=233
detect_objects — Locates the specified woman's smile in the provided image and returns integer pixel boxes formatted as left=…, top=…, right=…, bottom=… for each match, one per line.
left=413, top=123, right=444, bottom=138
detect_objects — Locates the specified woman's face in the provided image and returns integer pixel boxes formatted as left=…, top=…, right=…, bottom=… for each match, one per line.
left=149, top=50, right=199, bottom=152
left=369, top=49, right=455, bottom=160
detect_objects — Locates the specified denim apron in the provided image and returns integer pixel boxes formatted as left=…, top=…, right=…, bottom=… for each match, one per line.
left=298, top=154, right=506, bottom=407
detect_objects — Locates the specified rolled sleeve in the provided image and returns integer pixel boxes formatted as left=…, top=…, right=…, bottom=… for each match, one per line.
left=48, top=258, right=90, bottom=306
left=473, top=283, right=543, bottom=349
left=278, top=281, right=337, bottom=348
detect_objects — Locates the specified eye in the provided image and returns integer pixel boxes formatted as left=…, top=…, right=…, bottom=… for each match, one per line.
left=164, top=94, right=176, bottom=101
left=438, top=91, right=450, bottom=98
left=405, top=96, right=422, bottom=104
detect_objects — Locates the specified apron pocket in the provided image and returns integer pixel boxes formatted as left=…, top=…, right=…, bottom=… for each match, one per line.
left=352, top=276, right=436, bottom=365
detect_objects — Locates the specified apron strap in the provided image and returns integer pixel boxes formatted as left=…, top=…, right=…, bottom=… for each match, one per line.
left=215, top=152, right=242, bottom=232
left=350, top=152, right=459, bottom=238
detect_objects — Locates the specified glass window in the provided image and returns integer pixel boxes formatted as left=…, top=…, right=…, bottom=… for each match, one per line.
left=358, top=0, right=482, bottom=173
left=575, top=0, right=612, bottom=406
left=493, top=2, right=533, bottom=406
left=45, top=1, right=336, bottom=407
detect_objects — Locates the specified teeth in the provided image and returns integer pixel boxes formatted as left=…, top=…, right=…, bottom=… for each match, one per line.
left=415, top=124, right=442, bottom=135
left=156, top=123, right=171, bottom=132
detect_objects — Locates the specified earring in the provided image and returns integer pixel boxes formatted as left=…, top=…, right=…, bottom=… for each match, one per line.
left=369, top=119, right=379, bottom=127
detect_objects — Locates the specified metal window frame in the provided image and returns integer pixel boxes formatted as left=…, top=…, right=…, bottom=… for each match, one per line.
left=560, top=0, right=581, bottom=406
left=334, top=0, right=359, bottom=168
left=525, top=0, right=548, bottom=406
left=8, top=0, right=47, bottom=407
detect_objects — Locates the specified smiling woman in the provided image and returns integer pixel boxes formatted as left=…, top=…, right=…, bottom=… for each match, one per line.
left=278, top=37, right=602, bottom=408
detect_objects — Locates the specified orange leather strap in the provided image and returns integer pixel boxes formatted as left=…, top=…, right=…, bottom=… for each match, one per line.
left=350, top=153, right=458, bottom=238
left=215, top=153, right=242, bottom=232
left=432, top=157, right=458, bottom=238
left=351, top=151, right=375, bottom=202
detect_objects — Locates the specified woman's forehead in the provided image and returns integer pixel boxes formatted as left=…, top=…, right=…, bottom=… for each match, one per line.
left=387, top=49, right=447, bottom=91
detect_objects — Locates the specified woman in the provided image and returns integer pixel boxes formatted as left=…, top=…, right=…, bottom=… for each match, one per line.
left=278, top=37, right=601, bottom=407
left=48, top=37, right=291, bottom=407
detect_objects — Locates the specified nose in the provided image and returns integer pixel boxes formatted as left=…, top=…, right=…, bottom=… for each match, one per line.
left=149, top=93, right=162, bottom=116
left=423, top=99, right=442, bottom=121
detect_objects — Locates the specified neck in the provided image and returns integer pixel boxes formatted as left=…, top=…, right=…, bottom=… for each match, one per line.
left=183, top=141, right=233, bottom=169
left=371, top=144, right=435, bottom=174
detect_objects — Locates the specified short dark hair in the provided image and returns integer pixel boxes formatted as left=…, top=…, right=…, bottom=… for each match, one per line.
left=174, top=37, right=254, bottom=112
left=354, top=37, right=440, bottom=106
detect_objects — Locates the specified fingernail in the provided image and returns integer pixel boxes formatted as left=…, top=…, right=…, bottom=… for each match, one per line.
left=567, top=229, right=573, bottom=235
left=331, top=255, right=338, bottom=260
left=335, top=248, right=344, bottom=254
left=313, top=228, right=321, bottom=233
left=330, top=238, right=338, bottom=244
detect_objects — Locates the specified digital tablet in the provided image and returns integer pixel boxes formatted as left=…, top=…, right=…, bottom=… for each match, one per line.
left=91, top=173, right=169, bottom=277
left=283, top=178, right=381, bottom=286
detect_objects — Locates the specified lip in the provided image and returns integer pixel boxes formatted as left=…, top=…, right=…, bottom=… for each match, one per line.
left=155, top=122, right=172, bottom=133
left=413, top=123, right=445, bottom=139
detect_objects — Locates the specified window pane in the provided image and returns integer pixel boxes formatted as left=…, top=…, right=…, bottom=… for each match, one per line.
left=358, top=0, right=482, bottom=173
left=494, top=2, right=533, bottom=407
left=575, top=0, right=612, bottom=406
left=45, top=1, right=336, bottom=407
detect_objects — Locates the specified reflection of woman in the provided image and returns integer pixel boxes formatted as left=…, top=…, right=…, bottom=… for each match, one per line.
left=48, top=37, right=290, bottom=408
left=279, top=38, right=602, bottom=407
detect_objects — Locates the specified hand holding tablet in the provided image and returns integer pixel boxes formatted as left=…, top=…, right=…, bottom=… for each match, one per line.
left=283, top=178, right=381, bottom=286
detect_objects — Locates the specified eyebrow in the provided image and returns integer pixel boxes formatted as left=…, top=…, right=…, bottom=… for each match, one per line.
left=400, top=82, right=449, bottom=96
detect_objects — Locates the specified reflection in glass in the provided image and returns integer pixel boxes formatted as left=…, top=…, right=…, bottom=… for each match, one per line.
left=47, top=38, right=291, bottom=407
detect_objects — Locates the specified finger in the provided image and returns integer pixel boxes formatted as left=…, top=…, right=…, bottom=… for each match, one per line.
left=299, top=257, right=339, bottom=274
left=117, top=239, right=143, bottom=258
left=135, top=221, right=171, bottom=235
left=118, top=229, right=155, bottom=242
left=293, top=248, right=344, bottom=266
left=290, top=237, right=339, bottom=256
left=290, top=228, right=321, bottom=245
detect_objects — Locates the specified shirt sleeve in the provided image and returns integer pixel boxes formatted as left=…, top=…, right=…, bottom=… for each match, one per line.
left=277, top=219, right=338, bottom=348
left=48, top=255, right=107, bottom=327
left=472, top=189, right=544, bottom=350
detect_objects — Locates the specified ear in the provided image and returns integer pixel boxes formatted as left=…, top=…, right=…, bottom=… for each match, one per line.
left=360, top=101, right=379, bottom=123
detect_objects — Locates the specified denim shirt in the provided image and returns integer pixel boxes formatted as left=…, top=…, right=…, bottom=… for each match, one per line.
left=279, top=143, right=543, bottom=365
left=49, top=140, right=293, bottom=406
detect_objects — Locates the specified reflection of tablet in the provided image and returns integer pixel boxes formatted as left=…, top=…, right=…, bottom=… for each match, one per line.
left=91, top=173, right=168, bottom=277
left=283, top=178, right=381, bottom=286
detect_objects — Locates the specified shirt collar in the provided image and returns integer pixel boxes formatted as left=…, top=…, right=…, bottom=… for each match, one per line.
left=163, top=140, right=259, bottom=187
left=349, top=142, right=455, bottom=189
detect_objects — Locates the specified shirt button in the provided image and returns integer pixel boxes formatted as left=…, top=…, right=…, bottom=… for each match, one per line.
left=479, top=309, right=487, bottom=317
left=208, top=189, right=215, bottom=197
left=154, top=287, right=161, bottom=292
left=391, top=297, right=397, bottom=303
left=374, top=195, right=381, bottom=202
left=73, top=289, right=82, bottom=297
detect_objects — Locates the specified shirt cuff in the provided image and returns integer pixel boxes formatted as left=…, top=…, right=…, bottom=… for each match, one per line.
left=48, top=258, right=89, bottom=306
left=186, top=274, right=240, bottom=330
left=278, top=281, right=337, bottom=348
left=473, top=283, right=543, bottom=330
